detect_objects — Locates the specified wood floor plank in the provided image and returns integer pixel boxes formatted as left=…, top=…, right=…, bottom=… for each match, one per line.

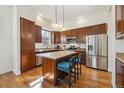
left=0, top=65, right=112, bottom=88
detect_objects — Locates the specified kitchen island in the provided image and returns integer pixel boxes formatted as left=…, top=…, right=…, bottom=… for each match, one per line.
left=38, top=51, right=76, bottom=85
left=116, top=53, right=124, bottom=87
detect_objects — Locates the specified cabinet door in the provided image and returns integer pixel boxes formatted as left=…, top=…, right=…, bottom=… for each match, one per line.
left=76, top=28, right=88, bottom=43
left=94, top=24, right=107, bottom=34
left=54, top=32, right=61, bottom=44
left=20, top=17, right=35, bottom=52
left=20, top=17, right=35, bottom=73
left=21, top=52, right=35, bottom=72
left=116, top=5, right=123, bottom=33
left=35, top=25, right=42, bottom=43
left=116, top=59, right=124, bottom=87
left=79, top=51, right=86, bottom=65
left=61, top=31, right=67, bottom=44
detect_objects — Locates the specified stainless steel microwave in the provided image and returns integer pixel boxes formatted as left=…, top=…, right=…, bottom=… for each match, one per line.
left=66, top=37, right=76, bottom=43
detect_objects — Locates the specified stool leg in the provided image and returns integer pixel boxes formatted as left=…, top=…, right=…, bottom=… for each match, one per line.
left=77, top=64, right=79, bottom=80
left=80, top=63, right=81, bottom=75
left=55, top=68, right=59, bottom=86
left=68, top=72, right=71, bottom=88
left=74, top=64, right=76, bottom=84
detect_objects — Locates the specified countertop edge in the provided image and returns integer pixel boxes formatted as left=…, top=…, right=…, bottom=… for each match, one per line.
left=116, top=57, right=124, bottom=64
left=38, top=51, right=76, bottom=60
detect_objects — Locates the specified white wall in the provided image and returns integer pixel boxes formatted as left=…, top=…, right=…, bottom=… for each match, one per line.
left=18, top=6, right=36, bottom=22
left=0, top=6, right=13, bottom=74
left=12, top=6, right=20, bottom=75
left=116, top=39, right=124, bottom=52
left=108, top=6, right=116, bottom=88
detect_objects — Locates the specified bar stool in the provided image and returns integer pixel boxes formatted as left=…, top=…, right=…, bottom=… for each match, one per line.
left=56, top=56, right=77, bottom=88
left=75, top=53, right=82, bottom=80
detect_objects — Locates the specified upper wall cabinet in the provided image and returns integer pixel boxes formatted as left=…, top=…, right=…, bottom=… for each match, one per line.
left=116, top=5, right=124, bottom=39
left=93, top=23, right=107, bottom=35
left=61, top=23, right=107, bottom=44
left=35, top=25, right=42, bottom=43
left=53, top=32, right=61, bottom=44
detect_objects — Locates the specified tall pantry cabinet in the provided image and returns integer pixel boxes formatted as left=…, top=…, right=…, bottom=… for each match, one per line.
left=20, top=17, right=36, bottom=73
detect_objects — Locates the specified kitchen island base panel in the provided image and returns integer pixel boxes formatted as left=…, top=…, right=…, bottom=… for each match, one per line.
left=42, top=57, right=57, bottom=85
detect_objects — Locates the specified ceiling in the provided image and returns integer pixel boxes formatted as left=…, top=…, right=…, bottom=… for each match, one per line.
left=30, top=5, right=109, bottom=30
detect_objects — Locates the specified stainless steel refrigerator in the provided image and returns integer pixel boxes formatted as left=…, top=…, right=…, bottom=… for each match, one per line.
left=86, top=34, right=108, bottom=71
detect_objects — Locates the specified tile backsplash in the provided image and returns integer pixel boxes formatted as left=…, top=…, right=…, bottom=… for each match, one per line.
left=35, top=43, right=86, bottom=49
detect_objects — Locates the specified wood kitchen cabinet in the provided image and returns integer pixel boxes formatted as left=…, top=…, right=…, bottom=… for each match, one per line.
left=116, top=59, right=124, bottom=87
left=93, top=24, right=107, bottom=35
left=35, top=25, right=42, bottom=43
left=61, top=31, right=67, bottom=44
left=54, top=32, right=61, bottom=44
left=21, top=52, right=36, bottom=72
left=76, top=27, right=92, bottom=43
left=116, top=5, right=123, bottom=33
left=60, top=23, right=107, bottom=44
left=77, top=50, right=86, bottom=65
left=116, top=5, right=124, bottom=39
left=20, top=17, right=36, bottom=73
left=76, top=30, right=85, bottom=43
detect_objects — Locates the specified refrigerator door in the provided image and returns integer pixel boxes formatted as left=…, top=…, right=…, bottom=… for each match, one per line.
left=86, top=34, right=108, bottom=70
left=94, top=35, right=99, bottom=56
left=86, top=55, right=99, bottom=69
left=98, top=57, right=108, bottom=70
left=87, top=35, right=96, bottom=56
left=86, top=55, right=108, bottom=70
left=98, top=34, right=108, bottom=57
left=86, top=36, right=89, bottom=54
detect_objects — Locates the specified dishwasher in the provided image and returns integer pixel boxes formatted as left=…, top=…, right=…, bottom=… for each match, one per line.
left=36, top=54, right=42, bottom=66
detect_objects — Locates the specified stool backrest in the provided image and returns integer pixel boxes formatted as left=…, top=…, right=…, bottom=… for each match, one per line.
left=75, top=53, right=81, bottom=64
left=69, top=56, right=76, bottom=64
left=69, top=56, right=76, bottom=69
left=78, top=53, right=82, bottom=63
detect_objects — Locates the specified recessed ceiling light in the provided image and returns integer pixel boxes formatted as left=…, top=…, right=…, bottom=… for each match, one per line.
left=39, top=14, right=43, bottom=17
left=62, top=27, right=66, bottom=31
left=78, top=16, right=82, bottom=19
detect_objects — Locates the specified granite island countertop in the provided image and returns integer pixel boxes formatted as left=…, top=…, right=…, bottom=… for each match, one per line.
left=35, top=48, right=63, bottom=53
left=37, top=51, right=76, bottom=60
left=35, top=48, right=86, bottom=53
left=116, top=53, right=124, bottom=64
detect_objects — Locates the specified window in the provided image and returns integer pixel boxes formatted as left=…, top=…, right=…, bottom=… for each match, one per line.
left=42, top=29, right=51, bottom=44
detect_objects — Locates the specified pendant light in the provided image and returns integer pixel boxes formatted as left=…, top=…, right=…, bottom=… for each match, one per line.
left=62, top=5, right=65, bottom=31
left=54, top=5, right=58, bottom=27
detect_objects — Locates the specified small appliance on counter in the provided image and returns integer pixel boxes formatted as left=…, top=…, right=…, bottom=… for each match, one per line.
left=54, top=45, right=60, bottom=49
left=67, top=46, right=78, bottom=51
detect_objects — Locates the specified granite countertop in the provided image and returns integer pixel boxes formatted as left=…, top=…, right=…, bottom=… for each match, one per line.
left=35, top=48, right=86, bottom=53
left=35, top=48, right=63, bottom=52
left=37, top=51, right=76, bottom=60
left=116, top=53, right=124, bottom=64
left=76, top=48, right=86, bottom=51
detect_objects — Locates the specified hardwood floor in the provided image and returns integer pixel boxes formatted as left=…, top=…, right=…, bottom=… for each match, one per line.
left=0, top=65, right=112, bottom=88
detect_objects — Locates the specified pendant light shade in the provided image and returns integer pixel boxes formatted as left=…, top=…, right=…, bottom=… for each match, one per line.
left=62, top=5, right=66, bottom=31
